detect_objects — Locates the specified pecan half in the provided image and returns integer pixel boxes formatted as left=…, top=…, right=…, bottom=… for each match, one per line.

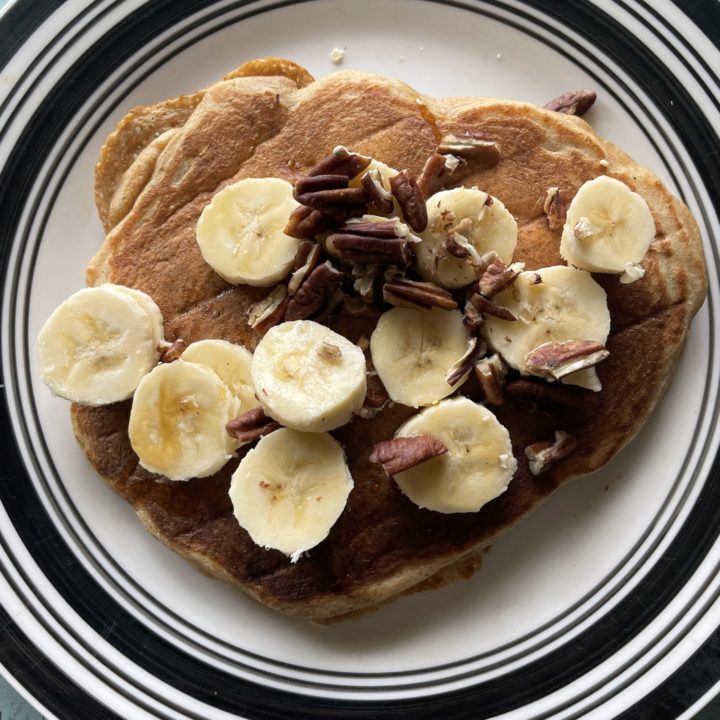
left=446, top=336, right=487, bottom=386
left=284, top=205, right=338, bottom=239
left=437, top=132, right=500, bottom=170
left=475, top=353, right=507, bottom=405
left=361, top=168, right=394, bottom=214
left=370, top=435, right=448, bottom=477
left=157, top=338, right=187, bottom=363
left=525, top=431, right=577, bottom=475
left=294, top=183, right=368, bottom=212
left=288, top=241, right=322, bottom=296
left=285, top=261, right=344, bottom=321
left=543, top=90, right=597, bottom=116
left=524, top=340, right=609, bottom=381
left=307, top=146, right=372, bottom=179
left=543, top=186, right=566, bottom=230
left=383, top=278, right=457, bottom=311
left=470, top=292, right=518, bottom=321
left=390, top=171, right=428, bottom=232
left=327, top=218, right=414, bottom=267
left=226, top=407, right=280, bottom=443
left=247, top=285, right=289, bottom=335
left=417, top=152, right=457, bottom=198
left=478, top=259, right=525, bottom=297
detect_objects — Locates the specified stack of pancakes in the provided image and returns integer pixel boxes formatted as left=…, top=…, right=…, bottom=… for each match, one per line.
left=71, top=58, right=706, bottom=620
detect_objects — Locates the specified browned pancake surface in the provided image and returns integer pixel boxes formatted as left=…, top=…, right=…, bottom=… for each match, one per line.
left=71, top=59, right=707, bottom=619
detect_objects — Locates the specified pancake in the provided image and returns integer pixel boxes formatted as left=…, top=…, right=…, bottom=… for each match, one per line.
left=70, top=58, right=707, bottom=620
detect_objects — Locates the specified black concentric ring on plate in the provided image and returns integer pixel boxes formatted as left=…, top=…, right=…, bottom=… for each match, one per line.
left=1, top=0, right=719, bottom=718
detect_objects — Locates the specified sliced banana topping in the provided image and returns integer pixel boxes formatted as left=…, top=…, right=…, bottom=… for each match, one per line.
left=129, top=361, right=240, bottom=481
left=37, top=284, right=162, bottom=406
left=229, top=429, right=353, bottom=561
left=370, top=306, right=471, bottom=408
left=181, top=339, right=259, bottom=412
left=560, top=175, right=655, bottom=277
left=251, top=320, right=366, bottom=432
left=393, top=397, right=516, bottom=513
left=196, top=177, right=301, bottom=286
left=483, top=266, right=610, bottom=389
left=417, top=187, right=518, bottom=289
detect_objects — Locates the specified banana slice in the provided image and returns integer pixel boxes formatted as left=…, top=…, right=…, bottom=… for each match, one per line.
left=560, top=175, right=656, bottom=276
left=196, top=177, right=301, bottom=286
left=229, top=428, right=353, bottom=561
left=251, top=320, right=366, bottom=432
left=370, top=306, right=471, bottom=407
left=394, top=397, right=516, bottom=513
left=111, top=284, right=165, bottom=349
left=483, top=266, right=610, bottom=387
left=37, top=284, right=161, bottom=405
left=181, top=339, right=259, bottom=412
left=417, top=187, right=518, bottom=289
left=129, top=361, right=240, bottom=481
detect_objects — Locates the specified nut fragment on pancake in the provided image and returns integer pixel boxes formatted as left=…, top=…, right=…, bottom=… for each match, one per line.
left=370, top=435, right=448, bottom=477
left=525, top=431, right=578, bottom=475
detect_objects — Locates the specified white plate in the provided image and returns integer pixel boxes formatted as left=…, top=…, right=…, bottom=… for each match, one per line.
left=1, top=1, right=720, bottom=718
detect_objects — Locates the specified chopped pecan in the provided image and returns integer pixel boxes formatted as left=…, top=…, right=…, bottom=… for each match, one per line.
left=446, top=218, right=475, bottom=259
left=390, top=171, right=428, bottom=232
left=370, top=435, right=448, bottom=477
left=364, top=373, right=389, bottom=409
left=525, top=431, right=577, bottom=475
left=226, top=407, right=280, bottom=443
left=475, top=353, right=507, bottom=405
left=361, top=168, right=394, bottom=214
left=529, top=273, right=543, bottom=285
left=524, top=340, right=609, bottom=381
left=288, top=242, right=322, bottom=296
left=318, top=341, right=342, bottom=362
left=284, top=205, right=337, bottom=239
left=351, top=263, right=378, bottom=303
left=543, top=90, right=597, bottom=116
left=446, top=336, right=487, bottom=386
left=383, top=278, right=457, bottom=311
left=573, top=217, right=594, bottom=240
left=437, top=132, right=500, bottom=170
left=543, top=187, right=566, bottom=230
left=506, top=378, right=595, bottom=410
left=285, top=261, right=344, bottom=321
left=619, top=262, right=645, bottom=284
left=479, top=259, right=525, bottom=297
left=417, top=152, right=457, bottom=198
left=157, top=338, right=187, bottom=362
left=462, top=299, right=484, bottom=333
left=327, top=218, right=415, bottom=267
left=307, top=146, right=372, bottom=179
left=247, top=285, right=289, bottom=335
left=470, top=292, right=518, bottom=321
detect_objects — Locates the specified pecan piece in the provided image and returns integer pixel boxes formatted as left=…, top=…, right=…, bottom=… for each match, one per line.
left=417, top=152, right=458, bottom=198
left=157, top=338, right=187, bottom=363
left=327, top=218, right=414, bottom=267
left=525, top=431, right=577, bottom=475
left=383, top=278, right=457, bottom=311
left=295, top=184, right=368, bottom=212
left=543, top=186, right=566, bottom=230
left=370, top=435, right=448, bottom=477
left=437, top=132, right=500, bottom=170
left=543, top=90, right=597, bottom=116
left=475, top=353, right=507, bottom=405
left=248, top=285, right=289, bottom=335
left=285, top=261, right=344, bottom=321
left=226, top=407, right=280, bottom=443
left=361, top=168, right=394, bottom=214
left=351, top=263, right=378, bottom=303
left=470, top=292, right=518, bottom=321
left=479, top=259, right=525, bottom=297
left=462, top=299, right=484, bottom=333
left=307, top=145, right=372, bottom=179
left=284, top=205, right=337, bottom=240
left=524, top=340, right=609, bottom=381
left=364, top=373, right=389, bottom=409
left=390, top=171, right=428, bottom=232
left=446, top=336, right=486, bottom=386
left=288, top=241, right=322, bottom=296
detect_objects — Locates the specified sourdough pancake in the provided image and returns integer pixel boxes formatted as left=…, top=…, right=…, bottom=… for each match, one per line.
left=69, top=58, right=706, bottom=619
